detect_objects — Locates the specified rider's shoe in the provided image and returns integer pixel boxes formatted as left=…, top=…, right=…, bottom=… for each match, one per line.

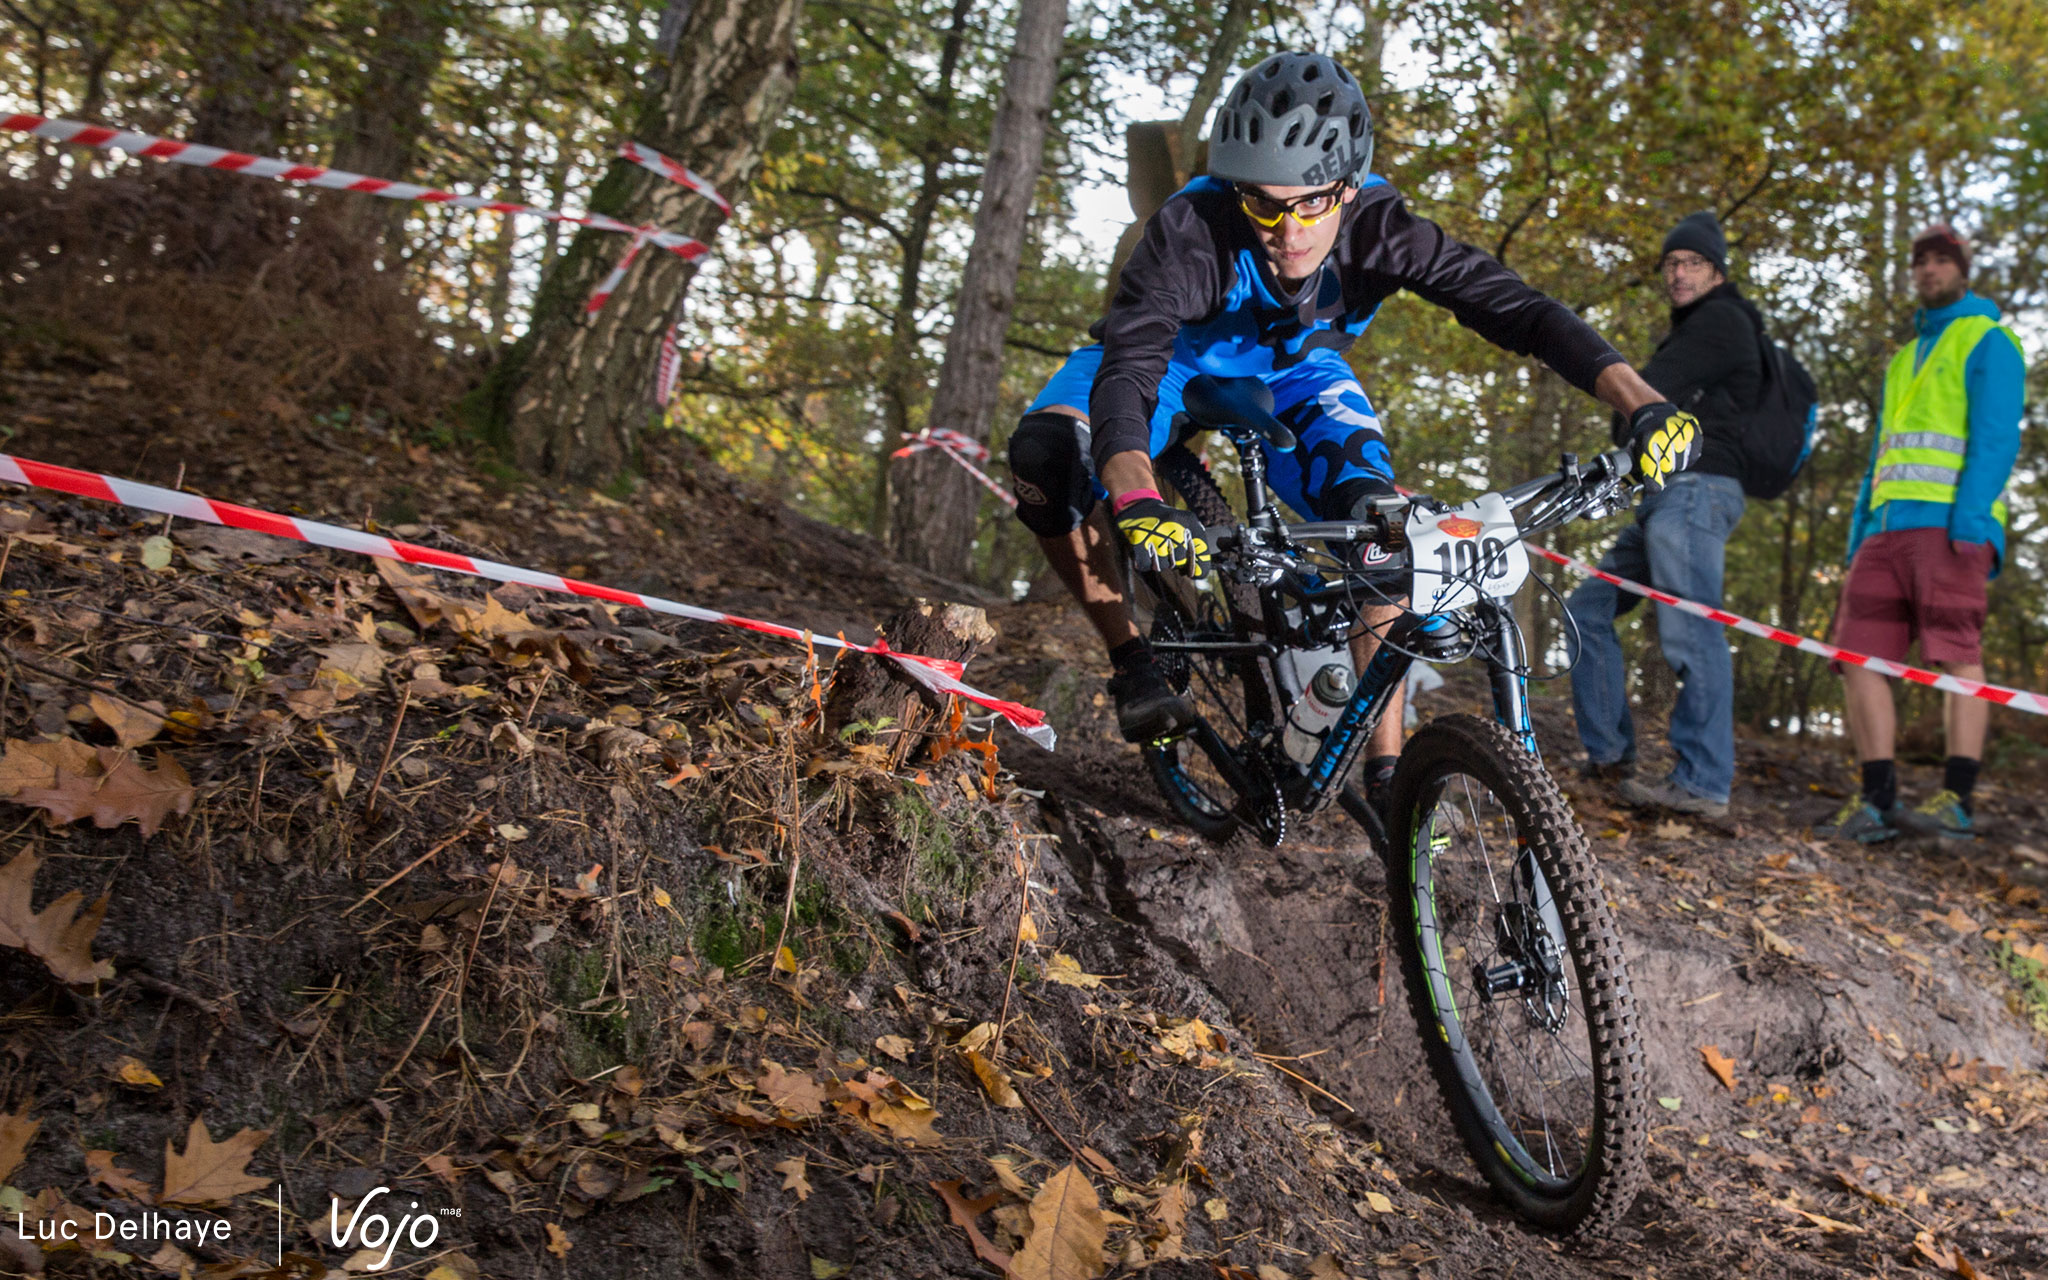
left=1816, top=795, right=1899, bottom=844
left=1616, top=776, right=1729, bottom=819
left=1107, top=655, right=1193, bottom=744
left=1894, top=789, right=1976, bottom=840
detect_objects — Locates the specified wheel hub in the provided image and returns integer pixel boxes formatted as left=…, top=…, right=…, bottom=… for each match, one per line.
left=1470, top=900, right=1570, bottom=1031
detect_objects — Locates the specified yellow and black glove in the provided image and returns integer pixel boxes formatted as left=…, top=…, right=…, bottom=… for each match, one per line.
left=1115, top=495, right=1211, bottom=580
left=1624, top=402, right=1703, bottom=489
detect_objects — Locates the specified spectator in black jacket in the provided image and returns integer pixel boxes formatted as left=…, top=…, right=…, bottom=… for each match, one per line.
left=1567, top=211, right=1762, bottom=818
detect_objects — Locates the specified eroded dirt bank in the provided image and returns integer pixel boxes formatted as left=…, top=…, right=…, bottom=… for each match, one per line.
left=0, top=393, right=2043, bottom=1279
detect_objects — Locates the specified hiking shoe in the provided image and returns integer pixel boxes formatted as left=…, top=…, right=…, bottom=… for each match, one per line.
left=1579, top=758, right=1636, bottom=782
left=1616, top=776, right=1729, bottom=819
left=1106, top=660, right=1193, bottom=744
left=1895, top=789, right=1976, bottom=839
left=1816, top=795, right=1899, bottom=844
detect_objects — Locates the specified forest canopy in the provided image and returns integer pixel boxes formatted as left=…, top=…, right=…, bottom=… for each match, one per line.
left=3, top=0, right=2045, bottom=745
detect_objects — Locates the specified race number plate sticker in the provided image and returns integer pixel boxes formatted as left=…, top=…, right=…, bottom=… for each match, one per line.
left=1406, top=492, right=1530, bottom=615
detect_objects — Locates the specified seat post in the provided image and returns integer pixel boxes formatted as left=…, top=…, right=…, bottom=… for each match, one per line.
left=1234, top=433, right=1282, bottom=534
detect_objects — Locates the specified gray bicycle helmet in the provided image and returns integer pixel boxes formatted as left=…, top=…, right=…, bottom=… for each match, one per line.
left=1209, top=53, right=1373, bottom=189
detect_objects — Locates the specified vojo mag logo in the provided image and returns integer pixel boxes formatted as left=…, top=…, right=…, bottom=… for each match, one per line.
left=328, top=1186, right=450, bottom=1271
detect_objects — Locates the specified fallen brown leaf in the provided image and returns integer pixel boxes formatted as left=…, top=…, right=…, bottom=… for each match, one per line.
left=85, top=1149, right=154, bottom=1202
left=1041, top=954, right=1109, bottom=988
left=932, top=1180, right=1011, bottom=1274
left=88, top=693, right=164, bottom=749
left=0, top=847, right=117, bottom=983
left=1700, top=1044, right=1738, bottom=1090
left=160, top=1117, right=271, bottom=1206
left=11, top=746, right=195, bottom=837
left=0, top=1109, right=37, bottom=1183
left=544, top=1222, right=572, bottom=1259
left=0, top=737, right=96, bottom=796
left=1012, top=1163, right=1106, bottom=1280
left=963, top=1049, right=1023, bottom=1109
left=757, top=1062, right=827, bottom=1118
left=776, top=1157, right=812, bottom=1202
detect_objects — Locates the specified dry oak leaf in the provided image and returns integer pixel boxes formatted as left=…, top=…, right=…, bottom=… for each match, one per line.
left=1013, top=1163, right=1107, bottom=1280
left=114, top=1056, right=164, bottom=1089
left=963, top=1049, right=1024, bottom=1109
left=0, top=847, right=117, bottom=984
left=1145, top=1183, right=1188, bottom=1261
left=88, top=692, right=165, bottom=749
left=0, top=737, right=97, bottom=796
left=776, top=1157, right=813, bottom=1202
left=12, top=746, right=195, bottom=837
left=933, top=1180, right=1013, bottom=1274
left=0, top=1108, right=38, bottom=1183
left=1700, top=1044, right=1738, bottom=1090
left=1041, top=954, right=1110, bottom=988
left=160, top=1117, right=271, bottom=1206
left=874, top=1034, right=916, bottom=1062
left=543, top=1222, right=572, bottom=1259
left=87, top=1146, right=155, bottom=1196
left=757, top=1062, right=828, bottom=1118
left=1157, top=1018, right=1227, bottom=1061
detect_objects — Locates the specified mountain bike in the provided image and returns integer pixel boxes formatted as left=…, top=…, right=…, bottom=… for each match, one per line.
left=1128, top=374, right=1648, bottom=1235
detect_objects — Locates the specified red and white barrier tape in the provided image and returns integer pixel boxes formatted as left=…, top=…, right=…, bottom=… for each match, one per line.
left=894, top=430, right=1017, bottom=509
left=3, top=114, right=714, bottom=311
left=655, top=323, right=683, bottom=405
left=0, top=453, right=1055, bottom=748
left=1529, top=543, right=2048, bottom=715
left=618, top=140, right=731, bottom=216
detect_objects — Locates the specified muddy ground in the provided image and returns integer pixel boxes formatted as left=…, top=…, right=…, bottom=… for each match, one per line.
left=0, top=365, right=2044, bottom=1280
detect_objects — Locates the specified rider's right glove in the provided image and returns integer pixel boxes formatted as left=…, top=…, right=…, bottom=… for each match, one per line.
left=1623, top=402, right=1703, bottom=490
left=1115, top=493, right=1211, bottom=580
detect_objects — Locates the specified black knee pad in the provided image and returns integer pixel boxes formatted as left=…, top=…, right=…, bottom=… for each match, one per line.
left=1007, top=410, right=1099, bottom=537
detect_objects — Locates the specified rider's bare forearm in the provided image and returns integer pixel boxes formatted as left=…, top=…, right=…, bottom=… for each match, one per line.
left=1593, top=363, right=1667, bottom=418
left=1100, top=450, right=1159, bottom=504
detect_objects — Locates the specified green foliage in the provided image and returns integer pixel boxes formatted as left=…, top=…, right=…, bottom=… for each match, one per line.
left=1991, top=940, right=2048, bottom=1035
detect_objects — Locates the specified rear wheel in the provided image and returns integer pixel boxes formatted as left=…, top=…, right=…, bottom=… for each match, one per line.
left=1385, top=714, right=1646, bottom=1234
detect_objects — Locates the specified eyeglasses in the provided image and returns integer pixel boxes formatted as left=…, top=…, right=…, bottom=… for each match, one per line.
left=1661, top=252, right=1715, bottom=274
left=1237, top=183, right=1348, bottom=229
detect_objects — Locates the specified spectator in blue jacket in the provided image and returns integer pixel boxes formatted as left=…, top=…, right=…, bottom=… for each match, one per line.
left=1822, top=224, right=2027, bottom=843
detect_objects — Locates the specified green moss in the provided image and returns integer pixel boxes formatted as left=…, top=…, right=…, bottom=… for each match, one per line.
left=1992, top=941, right=2048, bottom=1034
left=697, top=910, right=754, bottom=972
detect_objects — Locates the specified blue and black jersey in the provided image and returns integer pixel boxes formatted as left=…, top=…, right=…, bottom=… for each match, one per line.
left=1086, top=176, right=1627, bottom=474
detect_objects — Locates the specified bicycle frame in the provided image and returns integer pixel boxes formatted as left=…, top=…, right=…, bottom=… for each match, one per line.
left=1152, top=428, right=1547, bottom=822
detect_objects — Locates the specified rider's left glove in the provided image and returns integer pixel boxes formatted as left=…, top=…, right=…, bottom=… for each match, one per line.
left=1623, top=402, right=1702, bottom=490
left=1115, top=494, right=1211, bottom=580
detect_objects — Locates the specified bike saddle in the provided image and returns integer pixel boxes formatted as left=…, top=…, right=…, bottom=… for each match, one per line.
left=1182, top=375, right=1298, bottom=450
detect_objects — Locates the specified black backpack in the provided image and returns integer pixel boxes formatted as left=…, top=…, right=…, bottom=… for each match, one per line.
left=1739, top=318, right=1819, bottom=500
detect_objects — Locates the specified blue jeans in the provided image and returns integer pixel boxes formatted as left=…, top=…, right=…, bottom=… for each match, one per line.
left=1566, top=473, right=1746, bottom=803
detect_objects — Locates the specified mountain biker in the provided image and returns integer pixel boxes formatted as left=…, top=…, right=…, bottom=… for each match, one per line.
left=1007, top=51, right=1701, bottom=814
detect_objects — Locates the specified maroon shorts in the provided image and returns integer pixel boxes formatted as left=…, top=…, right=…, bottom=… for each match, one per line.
left=1833, top=528, right=1992, bottom=667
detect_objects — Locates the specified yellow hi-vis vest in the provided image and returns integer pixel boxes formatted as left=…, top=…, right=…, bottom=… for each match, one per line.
left=1871, top=313, right=2022, bottom=526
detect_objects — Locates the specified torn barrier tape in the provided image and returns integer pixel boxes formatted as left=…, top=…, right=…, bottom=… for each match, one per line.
left=3, top=114, right=710, bottom=309
left=1526, top=542, right=2048, bottom=715
left=618, top=140, right=731, bottom=217
left=894, top=431, right=1017, bottom=509
left=0, top=453, right=1056, bottom=749
left=655, top=323, right=683, bottom=405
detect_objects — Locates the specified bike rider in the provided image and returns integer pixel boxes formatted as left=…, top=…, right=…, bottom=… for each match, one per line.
left=1007, top=51, right=1701, bottom=811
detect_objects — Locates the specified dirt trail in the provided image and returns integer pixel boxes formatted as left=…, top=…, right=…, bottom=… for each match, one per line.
left=995, top=597, right=2048, bottom=1279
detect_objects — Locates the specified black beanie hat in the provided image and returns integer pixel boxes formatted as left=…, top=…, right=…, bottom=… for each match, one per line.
left=1661, top=211, right=1727, bottom=276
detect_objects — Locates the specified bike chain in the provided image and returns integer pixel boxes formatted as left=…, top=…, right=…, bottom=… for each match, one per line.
left=1242, top=748, right=1288, bottom=848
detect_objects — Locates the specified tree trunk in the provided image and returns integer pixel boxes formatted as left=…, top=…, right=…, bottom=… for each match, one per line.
left=825, top=601, right=996, bottom=767
left=1173, top=0, right=1255, bottom=170
left=889, top=0, right=1067, bottom=580
left=473, top=0, right=801, bottom=483
left=327, top=0, right=457, bottom=250
left=189, top=0, right=313, bottom=153
left=866, top=0, right=978, bottom=537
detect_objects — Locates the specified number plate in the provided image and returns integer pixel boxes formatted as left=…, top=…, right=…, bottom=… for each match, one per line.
left=1406, top=492, right=1529, bottom=614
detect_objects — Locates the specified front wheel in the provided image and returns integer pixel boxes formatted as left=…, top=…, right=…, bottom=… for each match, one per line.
left=1384, top=714, right=1647, bottom=1234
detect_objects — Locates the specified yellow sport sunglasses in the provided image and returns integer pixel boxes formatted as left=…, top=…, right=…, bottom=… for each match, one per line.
left=1236, top=182, right=1347, bottom=229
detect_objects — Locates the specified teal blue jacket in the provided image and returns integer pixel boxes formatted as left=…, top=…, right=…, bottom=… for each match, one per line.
left=1846, top=293, right=2025, bottom=574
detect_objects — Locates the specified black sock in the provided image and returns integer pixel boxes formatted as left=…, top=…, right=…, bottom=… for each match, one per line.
left=1366, top=755, right=1400, bottom=786
left=1943, top=756, right=1980, bottom=811
left=1108, top=637, right=1150, bottom=672
left=1860, top=759, right=1897, bottom=812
